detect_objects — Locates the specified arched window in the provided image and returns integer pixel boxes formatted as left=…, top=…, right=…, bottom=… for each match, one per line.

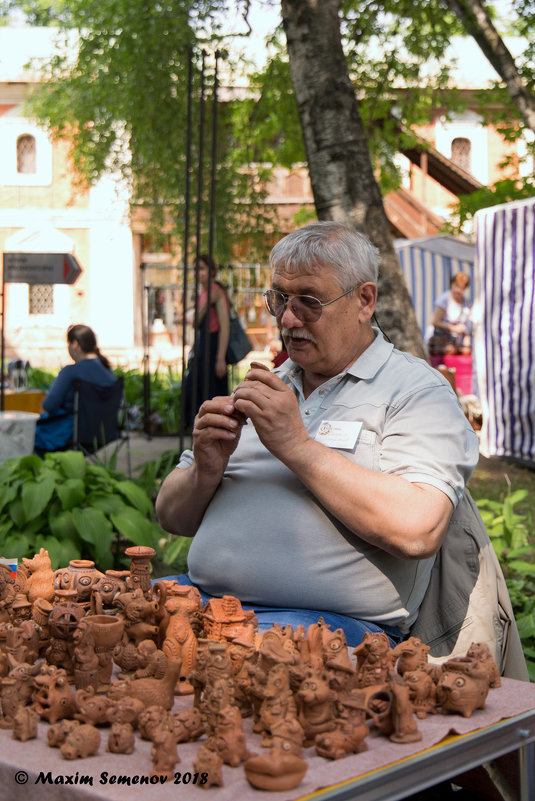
left=16, top=134, right=37, bottom=174
left=451, top=137, right=472, bottom=173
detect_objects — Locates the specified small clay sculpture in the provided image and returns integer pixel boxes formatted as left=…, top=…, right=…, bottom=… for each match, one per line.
left=106, top=696, right=145, bottom=728
left=60, top=723, right=101, bottom=759
left=392, top=636, right=430, bottom=676
left=108, top=658, right=181, bottom=710
left=193, top=738, right=224, bottom=789
left=315, top=692, right=368, bottom=759
left=354, top=632, right=395, bottom=688
left=244, top=718, right=307, bottom=792
left=33, top=665, right=77, bottom=724
left=12, top=705, right=38, bottom=741
left=170, top=706, right=205, bottom=743
left=107, top=722, right=135, bottom=754
left=204, top=677, right=249, bottom=767
left=138, top=705, right=172, bottom=741
left=297, top=668, right=337, bottom=746
left=388, top=672, right=422, bottom=744
left=259, top=663, right=297, bottom=745
left=466, top=642, right=501, bottom=689
left=124, top=545, right=156, bottom=596
left=437, top=658, right=490, bottom=717
left=47, top=719, right=81, bottom=747
left=53, top=559, right=104, bottom=602
left=150, top=727, right=179, bottom=780
left=134, top=640, right=168, bottom=679
left=74, top=687, right=113, bottom=726
left=22, top=548, right=55, bottom=604
left=404, top=669, right=437, bottom=719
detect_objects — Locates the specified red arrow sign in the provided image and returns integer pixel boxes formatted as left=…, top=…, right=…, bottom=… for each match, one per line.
left=2, top=252, right=83, bottom=285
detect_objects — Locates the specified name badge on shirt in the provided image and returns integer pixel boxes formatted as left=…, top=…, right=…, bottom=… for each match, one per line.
left=314, top=420, right=362, bottom=450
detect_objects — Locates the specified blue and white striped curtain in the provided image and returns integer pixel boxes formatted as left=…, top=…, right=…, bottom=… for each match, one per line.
left=396, top=242, right=475, bottom=336
left=475, top=197, right=535, bottom=462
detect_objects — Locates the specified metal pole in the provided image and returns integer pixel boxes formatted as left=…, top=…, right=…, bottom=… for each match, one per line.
left=191, top=50, right=206, bottom=420
left=203, top=51, right=219, bottom=395
left=141, top=270, right=151, bottom=437
left=179, top=46, right=194, bottom=453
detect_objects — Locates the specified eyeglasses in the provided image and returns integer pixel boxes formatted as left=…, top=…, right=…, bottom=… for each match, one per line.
left=263, top=286, right=358, bottom=323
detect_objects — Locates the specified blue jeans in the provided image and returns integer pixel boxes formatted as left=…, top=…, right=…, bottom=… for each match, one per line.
left=155, top=573, right=403, bottom=648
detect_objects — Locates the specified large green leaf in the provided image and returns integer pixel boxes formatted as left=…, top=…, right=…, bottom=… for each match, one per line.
left=8, top=499, right=26, bottom=528
left=86, top=492, right=130, bottom=515
left=0, top=485, right=17, bottom=516
left=1, top=533, right=30, bottom=558
left=49, top=509, right=78, bottom=540
left=71, top=507, right=113, bottom=545
left=47, top=450, right=87, bottom=479
left=110, top=507, right=159, bottom=547
left=115, top=481, right=153, bottom=517
left=34, top=535, right=81, bottom=570
left=56, top=478, right=86, bottom=510
left=21, top=477, right=56, bottom=521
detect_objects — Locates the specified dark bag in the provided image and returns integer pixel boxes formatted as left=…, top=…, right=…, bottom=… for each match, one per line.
left=226, top=309, right=253, bottom=365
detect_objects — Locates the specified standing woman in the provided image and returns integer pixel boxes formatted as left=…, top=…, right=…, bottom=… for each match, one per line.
left=184, top=254, right=230, bottom=427
left=34, top=324, right=116, bottom=454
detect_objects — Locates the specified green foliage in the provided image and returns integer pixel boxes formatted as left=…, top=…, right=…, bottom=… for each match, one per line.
left=476, top=489, right=535, bottom=679
left=27, top=366, right=57, bottom=390
left=114, top=366, right=182, bottom=434
left=0, top=450, right=188, bottom=575
left=445, top=175, right=535, bottom=234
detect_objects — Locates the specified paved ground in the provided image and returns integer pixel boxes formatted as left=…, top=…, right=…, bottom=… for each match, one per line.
left=99, top=432, right=188, bottom=476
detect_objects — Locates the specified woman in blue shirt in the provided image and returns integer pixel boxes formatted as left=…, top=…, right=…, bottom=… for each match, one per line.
left=34, top=324, right=116, bottom=454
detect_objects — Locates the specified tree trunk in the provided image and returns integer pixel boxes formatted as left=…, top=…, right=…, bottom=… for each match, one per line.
left=445, top=0, right=535, bottom=133
left=280, top=0, right=425, bottom=357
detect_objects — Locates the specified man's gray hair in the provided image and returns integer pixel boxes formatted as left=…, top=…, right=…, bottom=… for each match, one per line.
left=270, top=221, right=380, bottom=289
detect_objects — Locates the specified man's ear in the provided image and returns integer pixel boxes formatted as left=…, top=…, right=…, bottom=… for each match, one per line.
left=358, top=282, right=377, bottom=322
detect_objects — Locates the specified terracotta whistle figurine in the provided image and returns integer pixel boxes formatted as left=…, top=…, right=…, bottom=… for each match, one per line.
left=12, top=705, right=38, bottom=741
left=150, top=728, right=179, bottom=780
left=244, top=718, right=307, bottom=792
left=193, top=738, right=224, bottom=789
left=60, top=723, right=101, bottom=759
left=22, top=548, right=55, bottom=604
left=297, top=668, right=337, bottom=746
left=388, top=672, right=422, bottom=744
left=437, top=658, right=490, bottom=717
left=107, top=722, right=135, bottom=754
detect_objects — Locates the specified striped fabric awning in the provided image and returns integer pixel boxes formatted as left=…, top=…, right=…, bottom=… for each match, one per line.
left=475, top=197, right=535, bottom=463
left=395, top=235, right=475, bottom=336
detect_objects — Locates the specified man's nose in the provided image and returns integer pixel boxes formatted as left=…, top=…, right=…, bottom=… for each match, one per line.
left=280, top=301, right=303, bottom=328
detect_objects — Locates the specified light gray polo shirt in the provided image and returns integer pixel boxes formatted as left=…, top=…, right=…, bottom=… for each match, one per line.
left=181, top=331, right=479, bottom=633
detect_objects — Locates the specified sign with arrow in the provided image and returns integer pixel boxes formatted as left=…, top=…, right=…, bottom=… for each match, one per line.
left=2, top=252, right=82, bottom=285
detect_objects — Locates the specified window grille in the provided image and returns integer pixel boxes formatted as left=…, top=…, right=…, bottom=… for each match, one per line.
left=451, top=137, right=472, bottom=173
left=29, top=284, right=54, bottom=315
left=17, top=135, right=37, bottom=174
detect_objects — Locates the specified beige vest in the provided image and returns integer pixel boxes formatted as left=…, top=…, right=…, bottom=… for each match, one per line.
left=411, top=489, right=528, bottom=681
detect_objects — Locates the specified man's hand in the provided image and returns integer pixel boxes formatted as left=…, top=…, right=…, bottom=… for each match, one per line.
left=193, top=395, right=245, bottom=479
left=232, top=366, right=309, bottom=461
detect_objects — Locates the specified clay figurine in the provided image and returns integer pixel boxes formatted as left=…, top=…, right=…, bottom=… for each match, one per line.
left=33, top=665, right=77, bottom=724
left=466, top=642, right=501, bottom=689
left=297, top=668, right=337, bottom=746
left=315, top=691, right=368, bottom=759
left=124, top=545, right=156, bottom=596
left=244, top=718, right=307, bottom=792
left=170, top=706, right=205, bottom=743
left=106, top=696, right=146, bottom=728
left=193, top=738, right=224, bottom=788
left=354, top=632, right=395, bottom=688
left=388, top=672, right=422, bottom=744
left=22, top=548, right=55, bottom=604
left=47, top=719, right=81, bottom=748
left=259, top=663, right=297, bottom=745
left=12, top=705, right=38, bottom=741
left=107, top=722, right=135, bottom=754
left=53, top=559, right=104, bottom=602
left=392, top=636, right=430, bottom=676
left=437, top=658, right=490, bottom=717
left=74, top=687, right=113, bottom=726
left=60, top=723, right=101, bottom=759
left=150, top=727, right=179, bottom=780
left=204, top=677, right=249, bottom=767
left=138, top=705, right=172, bottom=741
left=108, top=657, right=181, bottom=710
left=404, top=669, right=437, bottom=719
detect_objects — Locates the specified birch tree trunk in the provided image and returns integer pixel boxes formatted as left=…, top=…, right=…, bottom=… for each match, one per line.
left=444, top=0, right=535, bottom=133
left=280, top=0, right=426, bottom=357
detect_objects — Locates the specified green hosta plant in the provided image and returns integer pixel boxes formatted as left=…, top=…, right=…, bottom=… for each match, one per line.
left=476, top=489, right=535, bottom=680
left=0, top=451, right=167, bottom=572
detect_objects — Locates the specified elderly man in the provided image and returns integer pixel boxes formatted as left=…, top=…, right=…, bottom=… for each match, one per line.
left=156, top=222, right=479, bottom=647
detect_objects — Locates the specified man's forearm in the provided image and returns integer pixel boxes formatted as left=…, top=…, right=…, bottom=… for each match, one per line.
left=155, top=462, right=221, bottom=537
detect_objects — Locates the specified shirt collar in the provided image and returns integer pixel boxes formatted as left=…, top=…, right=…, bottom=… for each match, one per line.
left=274, top=327, right=394, bottom=383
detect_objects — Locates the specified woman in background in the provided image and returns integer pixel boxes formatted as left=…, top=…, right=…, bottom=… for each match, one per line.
left=34, top=324, right=116, bottom=454
left=183, top=254, right=230, bottom=427
left=427, top=272, right=472, bottom=356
